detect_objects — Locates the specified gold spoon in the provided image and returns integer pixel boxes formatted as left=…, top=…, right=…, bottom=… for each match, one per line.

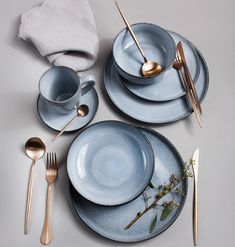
left=52, top=104, right=89, bottom=142
left=24, top=137, right=46, bottom=234
left=115, top=1, right=163, bottom=77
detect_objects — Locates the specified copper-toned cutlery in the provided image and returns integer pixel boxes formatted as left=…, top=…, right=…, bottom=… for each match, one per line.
left=174, top=43, right=202, bottom=127
left=177, top=42, right=202, bottom=115
left=40, top=153, right=58, bottom=245
left=24, top=137, right=46, bottom=234
left=192, top=148, right=199, bottom=246
left=52, top=104, right=89, bottom=142
left=115, top=1, right=163, bottom=77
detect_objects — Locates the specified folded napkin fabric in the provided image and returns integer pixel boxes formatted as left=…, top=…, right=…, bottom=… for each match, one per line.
left=19, top=0, right=99, bottom=71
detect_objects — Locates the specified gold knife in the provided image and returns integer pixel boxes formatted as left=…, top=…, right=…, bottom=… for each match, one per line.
left=192, top=148, right=199, bottom=246
left=175, top=48, right=203, bottom=127
left=177, top=42, right=202, bottom=115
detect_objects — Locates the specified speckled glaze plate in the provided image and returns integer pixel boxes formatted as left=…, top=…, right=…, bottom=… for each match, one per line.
left=122, top=31, right=200, bottom=101
left=37, top=88, right=98, bottom=132
left=70, top=127, right=187, bottom=242
left=104, top=47, right=209, bottom=124
left=67, top=121, right=155, bottom=206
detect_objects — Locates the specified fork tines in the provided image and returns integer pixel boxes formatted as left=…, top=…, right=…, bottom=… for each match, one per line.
left=47, top=153, right=57, bottom=169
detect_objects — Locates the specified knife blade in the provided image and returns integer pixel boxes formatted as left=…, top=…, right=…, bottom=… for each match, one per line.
left=192, top=148, right=199, bottom=246
left=177, top=42, right=202, bottom=115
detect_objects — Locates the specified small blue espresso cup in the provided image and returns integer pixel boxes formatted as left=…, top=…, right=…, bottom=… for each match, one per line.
left=39, top=66, right=95, bottom=114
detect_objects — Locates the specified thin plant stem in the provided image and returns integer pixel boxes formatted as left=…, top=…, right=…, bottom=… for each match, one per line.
left=124, top=176, right=186, bottom=230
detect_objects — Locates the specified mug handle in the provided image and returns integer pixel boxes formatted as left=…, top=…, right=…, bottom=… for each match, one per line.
left=80, top=75, right=95, bottom=96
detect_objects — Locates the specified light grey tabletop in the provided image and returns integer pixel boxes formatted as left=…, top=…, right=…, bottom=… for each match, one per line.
left=0, top=0, right=234, bottom=246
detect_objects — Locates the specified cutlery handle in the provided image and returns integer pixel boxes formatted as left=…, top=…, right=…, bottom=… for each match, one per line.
left=40, top=184, right=52, bottom=245
left=24, top=160, right=36, bottom=234
left=177, top=42, right=202, bottom=115
left=115, top=1, right=148, bottom=62
left=189, top=88, right=203, bottom=128
left=52, top=115, right=78, bottom=142
left=183, top=64, right=202, bottom=115
left=178, top=66, right=202, bottom=127
left=193, top=178, right=198, bottom=246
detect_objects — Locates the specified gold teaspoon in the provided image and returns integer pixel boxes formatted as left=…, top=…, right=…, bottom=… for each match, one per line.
left=52, top=104, right=89, bottom=142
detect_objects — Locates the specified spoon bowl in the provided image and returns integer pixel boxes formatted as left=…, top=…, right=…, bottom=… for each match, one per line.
left=142, top=61, right=163, bottom=77
left=76, top=104, right=89, bottom=117
left=25, top=137, right=46, bottom=161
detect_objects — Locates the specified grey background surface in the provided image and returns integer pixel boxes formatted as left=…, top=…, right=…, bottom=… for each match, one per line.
left=0, top=0, right=234, bottom=246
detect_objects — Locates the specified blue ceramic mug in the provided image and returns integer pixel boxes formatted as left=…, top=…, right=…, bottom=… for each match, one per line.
left=39, top=66, right=95, bottom=114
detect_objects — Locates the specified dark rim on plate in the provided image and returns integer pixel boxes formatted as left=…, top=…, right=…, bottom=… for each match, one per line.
left=112, top=23, right=176, bottom=79
left=37, top=88, right=99, bottom=133
left=66, top=120, right=155, bottom=206
left=69, top=126, right=188, bottom=243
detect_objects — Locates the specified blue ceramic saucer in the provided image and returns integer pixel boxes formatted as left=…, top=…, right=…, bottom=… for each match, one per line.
left=70, top=127, right=187, bottom=242
left=104, top=46, right=209, bottom=124
left=37, top=88, right=98, bottom=132
left=67, top=121, right=155, bottom=206
left=122, top=31, right=200, bottom=101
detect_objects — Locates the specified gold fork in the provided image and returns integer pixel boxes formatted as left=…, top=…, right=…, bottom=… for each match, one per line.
left=40, top=153, right=58, bottom=245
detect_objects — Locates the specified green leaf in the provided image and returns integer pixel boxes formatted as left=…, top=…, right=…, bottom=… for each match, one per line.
left=149, top=214, right=157, bottom=233
left=160, top=206, right=173, bottom=221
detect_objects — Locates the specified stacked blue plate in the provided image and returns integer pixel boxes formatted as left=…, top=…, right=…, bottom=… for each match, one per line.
left=68, top=24, right=207, bottom=242
left=104, top=24, right=209, bottom=124
left=68, top=121, right=188, bottom=242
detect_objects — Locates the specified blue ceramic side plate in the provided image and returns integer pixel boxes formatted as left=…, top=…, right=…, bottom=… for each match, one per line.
left=67, top=121, right=155, bottom=206
left=122, top=31, right=200, bottom=101
left=70, top=127, right=188, bottom=242
left=37, top=88, right=98, bottom=132
left=104, top=43, right=209, bottom=124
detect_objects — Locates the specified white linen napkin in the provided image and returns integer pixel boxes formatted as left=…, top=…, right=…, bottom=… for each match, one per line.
left=19, top=0, right=99, bottom=71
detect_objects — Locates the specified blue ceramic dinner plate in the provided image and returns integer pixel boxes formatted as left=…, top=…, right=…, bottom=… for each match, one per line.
left=70, top=127, right=187, bottom=242
left=37, top=88, right=98, bottom=132
left=67, top=121, right=155, bottom=206
left=104, top=46, right=209, bottom=124
left=122, top=31, right=200, bottom=101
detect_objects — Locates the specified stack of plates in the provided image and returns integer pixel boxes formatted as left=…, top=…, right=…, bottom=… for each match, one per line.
left=104, top=31, right=209, bottom=124
left=67, top=121, right=188, bottom=242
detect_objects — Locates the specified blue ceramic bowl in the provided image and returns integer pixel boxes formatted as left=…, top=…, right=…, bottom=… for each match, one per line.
left=67, top=121, right=155, bottom=206
left=113, top=23, right=176, bottom=85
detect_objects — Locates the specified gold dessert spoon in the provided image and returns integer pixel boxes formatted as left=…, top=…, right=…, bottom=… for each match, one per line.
left=115, top=1, right=163, bottom=77
left=24, top=137, right=46, bottom=234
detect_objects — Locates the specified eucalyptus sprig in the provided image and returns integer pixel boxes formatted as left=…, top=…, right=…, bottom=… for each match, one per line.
left=124, top=159, right=194, bottom=233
